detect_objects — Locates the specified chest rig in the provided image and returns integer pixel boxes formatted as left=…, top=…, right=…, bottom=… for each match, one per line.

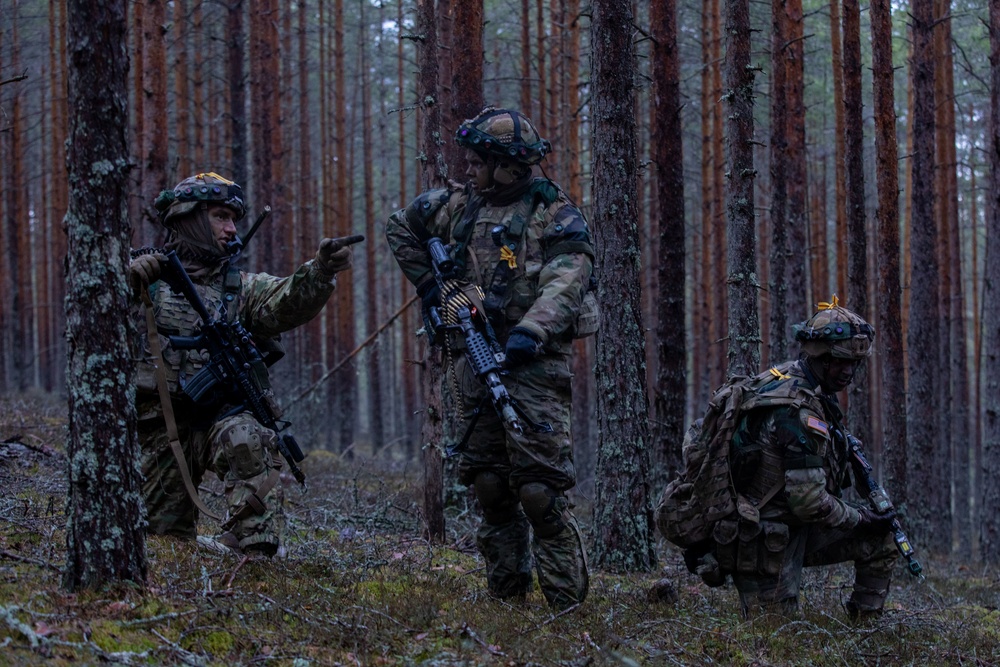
left=450, top=185, right=552, bottom=333
left=146, top=265, right=242, bottom=394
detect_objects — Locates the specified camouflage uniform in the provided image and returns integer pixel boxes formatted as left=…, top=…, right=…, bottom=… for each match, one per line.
left=385, top=108, right=593, bottom=609
left=707, top=302, right=896, bottom=618
left=132, top=172, right=349, bottom=556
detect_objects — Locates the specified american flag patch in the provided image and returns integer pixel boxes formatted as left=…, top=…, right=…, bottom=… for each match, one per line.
left=806, top=416, right=829, bottom=436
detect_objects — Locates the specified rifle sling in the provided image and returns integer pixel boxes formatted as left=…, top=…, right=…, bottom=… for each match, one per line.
left=141, top=285, right=222, bottom=522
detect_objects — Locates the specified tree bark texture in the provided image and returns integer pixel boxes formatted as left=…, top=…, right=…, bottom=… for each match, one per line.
left=980, top=0, right=1000, bottom=564
left=782, top=0, right=809, bottom=322
left=724, top=0, right=760, bottom=378
left=140, top=0, right=167, bottom=240
left=63, top=0, right=147, bottom=590
left=842, top=0, right=872, bottom=449
left=226, top=0, right=247, bottom=188
left=768, top=0, right=789, bottom=364
left=445, top=0, right=484, bottom=177
left=907, top=0, right=942, bottom=548
left=935, top=0, right=966, bottom=554
left=870, top=0, right=907, bottom=504
left=651, top=0, right=687, bottom=486
left=590, top=0, right=654, bottom=573
left=416, top=0, right=446, bottom=542
left=829, top=0, right=848, bottom=297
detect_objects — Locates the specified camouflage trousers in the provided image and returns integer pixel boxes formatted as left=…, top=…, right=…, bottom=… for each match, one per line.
left=138, top=406, right=285, bottom=555
left=726, top=519, right=897, bottom=618
left=452, top=352, right=589, bottom=609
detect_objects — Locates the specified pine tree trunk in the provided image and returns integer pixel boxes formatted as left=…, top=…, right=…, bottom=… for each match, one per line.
left=64, top=0, right=147, bottom=590
left=783, top=0, right=809, bottom=321
left=829, top=0, right=848, bottom=297
left=334, top=0, right=357, bottom=454
left=870, top=0, right=907, bottom=503
left=937, top=0, right=968, bottom=556
left=907, top=0, right=942, bottom=547
left=724, top=0, right=760, bottom=379
left=981, top=0, right=1000, bottom=565
left=359, top=0, right=383, bottom=454
left=590, top=0, right=654, bottom=573
left=141, top=0, right=167, bottom=238
left=651, top=0, right=687, bottom=486
left=447, top=0, right=484, bottom=170
left=843, top=0, right=872, bottom=448
left=173, top=0, right=190, bottom=178
left=416, top=0, right=447, bottom=542
left=227, top=0, right=247, bottom=188
left=768, top=0, right=789, bottom=364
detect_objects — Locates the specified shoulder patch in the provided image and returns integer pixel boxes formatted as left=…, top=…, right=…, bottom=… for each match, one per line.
left=805, top=416, right=829, bottom=437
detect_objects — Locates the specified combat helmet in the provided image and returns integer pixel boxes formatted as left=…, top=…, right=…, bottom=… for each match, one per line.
left=154, top=172, right=246, bottom=227
left=455, top=107, right=551, bottom=166
left=791, top=295, right=874, bottom=360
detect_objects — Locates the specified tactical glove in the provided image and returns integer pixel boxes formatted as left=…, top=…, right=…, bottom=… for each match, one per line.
left=504, top=327, right=542, bottom=368
left=855, top=506, right=896, bottom=536
left=416, top=278, right=441, bottom=310
left=129, top=252, right=167, bottom=295
left=315, top=234, right=365, bottom=276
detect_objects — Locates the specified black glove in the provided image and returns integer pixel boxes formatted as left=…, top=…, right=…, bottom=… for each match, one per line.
left=855, top=506, right=896, bottom=536
left=417, top=278, right=441, bottom=310
left=504, top=327, right=541, bottom=368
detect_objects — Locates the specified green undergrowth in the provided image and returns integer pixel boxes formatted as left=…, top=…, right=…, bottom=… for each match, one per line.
left=2, top=394, right=999, bottom=666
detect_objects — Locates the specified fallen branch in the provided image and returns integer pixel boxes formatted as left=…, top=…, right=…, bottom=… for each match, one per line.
left=0, top=549, right=62, bottom=572
left=286, top=294, right=418, bottom=406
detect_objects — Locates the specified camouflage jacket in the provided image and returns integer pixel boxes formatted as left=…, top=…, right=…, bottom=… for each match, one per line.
left=385, top=179, right=594, bottom=351
left=134, top=257, right=336, bottom=406
left=734, top=360, right=863, bottom=531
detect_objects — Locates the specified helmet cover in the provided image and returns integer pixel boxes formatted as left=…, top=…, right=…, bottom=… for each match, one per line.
left=455, top=107, right=551, bottom=166
left=154, top=172, right=247, bottom=227
left=791, top=296, right=875, bottom=360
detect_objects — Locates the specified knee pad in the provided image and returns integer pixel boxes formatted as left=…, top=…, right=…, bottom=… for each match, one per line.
left=474, top=472, right=519, bottom=526
left=519, top=482, right=567, bottom=538
left=211, top=414, right=277, bottom=481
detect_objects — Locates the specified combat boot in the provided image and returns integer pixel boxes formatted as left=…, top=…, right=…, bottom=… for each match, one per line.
left=846, top=572, right=891, bottom=622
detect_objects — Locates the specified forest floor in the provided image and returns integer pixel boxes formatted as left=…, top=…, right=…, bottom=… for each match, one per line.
left=1, top=393, right=998, bottom=667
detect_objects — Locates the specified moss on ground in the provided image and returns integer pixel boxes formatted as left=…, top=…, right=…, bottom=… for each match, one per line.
left=1, top=394, right=999, bottom=665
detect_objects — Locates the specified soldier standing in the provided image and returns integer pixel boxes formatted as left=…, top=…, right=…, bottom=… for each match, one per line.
left=679, top=299, right=899, bottom=619
left=385, top=108, right=596, bottom=609
left=129, top=172, right=362, bottom=556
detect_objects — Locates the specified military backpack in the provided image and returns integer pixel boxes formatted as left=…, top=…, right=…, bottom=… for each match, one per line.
left=654, top=362, right=822, bottom=549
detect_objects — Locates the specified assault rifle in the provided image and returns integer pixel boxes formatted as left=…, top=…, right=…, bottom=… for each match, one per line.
left=159, top=250, right=307, bottom=485
left=847, top=434, right=923, bottom=578
left=424, top=237, right=551, bottom=454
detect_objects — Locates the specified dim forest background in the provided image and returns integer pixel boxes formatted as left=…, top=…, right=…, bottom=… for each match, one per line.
left=2, top=1, right=1000, bottom=660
